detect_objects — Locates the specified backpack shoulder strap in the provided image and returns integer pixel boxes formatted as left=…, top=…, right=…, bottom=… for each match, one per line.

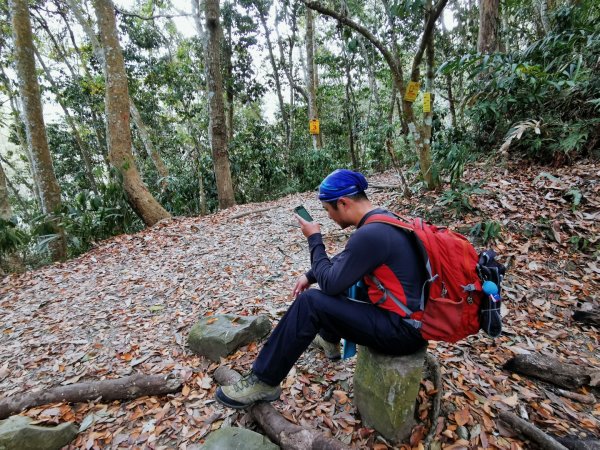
left=363, top=213, right=415, bottom=232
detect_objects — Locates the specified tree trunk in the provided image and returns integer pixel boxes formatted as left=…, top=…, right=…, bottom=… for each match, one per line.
left=305, top=7, right=322, bottom=150
left=33, top=47, right=99, bottom=195
left=384, top=84, right=411, bottom=197
left=477, top=0, right=500, bottom=53
left=0, top=373, right=182, bottom=420
left=9, top=0, right=66, bottom=261
left=224, top=13, right=235, bottom=144
left=0, top=67, right=37, bottom=200
left=382, top=0, right=408, bottom=135
left=446, top=73, right=457, bottom=128
left=93, top=0, right=171, bottom=226
left=419, top=1, right=437, bottom=189
left=538, top=0, right=551, bottom=35
left=0, top=161, right=12, bottom=221
left=68, top=0, right=169, bottom=185
left=342, top=44, right=358, bottom=169
left=129, top=103, right=169, bottom=190
left=204, top=0, right=236, bottom=209
left=257, top=3, right=290, bottom=148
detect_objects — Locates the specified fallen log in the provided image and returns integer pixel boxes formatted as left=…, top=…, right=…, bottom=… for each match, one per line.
left=423, top=353, right=443, bottom=447
left=554, top=437, right=600, bottom=450
left=503, top=354, right=592, bottom=390
left=557, top=389, right=596, bottom=405
left=214, top=367, right=350, bottom=450
left=0, top=373, right=182, bottom=420
left=498, top=411, right=568, bottom=450
left=573, top=309, right=600, bottom=327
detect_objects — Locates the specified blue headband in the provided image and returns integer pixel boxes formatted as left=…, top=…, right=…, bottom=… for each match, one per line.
left=318, top=169, right=368, bottom=202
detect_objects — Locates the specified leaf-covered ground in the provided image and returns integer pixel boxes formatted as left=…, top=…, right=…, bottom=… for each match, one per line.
left=1, top=160, right=598, bottom=449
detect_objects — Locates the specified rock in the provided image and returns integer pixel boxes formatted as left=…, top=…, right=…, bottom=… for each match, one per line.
left=353, top=347, right=426, bottom=444
left=0, top=415, right=78, bottom=450
left=200, top=427, right=279, bottom=449
left=188, top=314, right=271, bottom=361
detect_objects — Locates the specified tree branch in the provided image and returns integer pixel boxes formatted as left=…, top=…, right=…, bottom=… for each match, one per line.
left=410, top=0, right=449, bottom=80
left=114, top=7, right=192, bottom=21
left=302, top=0, right=402, bottom=87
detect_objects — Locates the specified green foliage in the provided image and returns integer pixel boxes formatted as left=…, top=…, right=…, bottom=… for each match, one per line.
left=470, top=220, right=502, bottom=244
left=440, top=5, right=600, bottom=163
left=0, top=218, right=29, bottom=259
left=437, top=182, right=487, bottom=217
left=433, top=126, right=476, bottom=186
left=29, top=183, right=142, bottom=258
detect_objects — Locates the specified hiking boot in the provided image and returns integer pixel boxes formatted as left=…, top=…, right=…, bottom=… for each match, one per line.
left=215, top=372, right=281, bottom=409
left=311, top=334, right=341, bottom=360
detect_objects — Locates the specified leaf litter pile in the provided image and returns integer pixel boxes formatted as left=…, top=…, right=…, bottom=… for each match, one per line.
left=1, top=161, right=598, bottom=449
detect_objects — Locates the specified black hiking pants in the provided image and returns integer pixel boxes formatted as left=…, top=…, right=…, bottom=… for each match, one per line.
left=252, top=288, right=428, bottom=386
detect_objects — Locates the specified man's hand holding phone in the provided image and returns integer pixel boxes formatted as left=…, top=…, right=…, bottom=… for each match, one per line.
left=294, top=205, right=320, bottom=238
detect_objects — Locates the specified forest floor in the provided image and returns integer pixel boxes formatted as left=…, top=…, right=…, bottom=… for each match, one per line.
left=1, top=159, right=599, bottom=449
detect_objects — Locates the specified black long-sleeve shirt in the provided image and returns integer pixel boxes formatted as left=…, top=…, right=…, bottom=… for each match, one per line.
left=305, top=208, right=426, bottom=315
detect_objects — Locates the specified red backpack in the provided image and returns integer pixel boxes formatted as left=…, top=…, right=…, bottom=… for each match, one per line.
left=364, top=214, right=505, bottom=343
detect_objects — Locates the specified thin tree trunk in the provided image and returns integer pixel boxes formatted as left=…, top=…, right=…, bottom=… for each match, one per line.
left=223, top=12, right=234, bottom=144
left=342, top=44, right=357, bottom=169
left=0, top=70, right=36, bottom=198
left=33, top=47, right=99, bottom=194
left=305, top=7, right=322, bottom=150
left=129, top=103, right=169, bottom=190
left=47, top=8, right=111, bottom=175
left=420, top=0, right=436, bottom=188
left=191, top=0, right=205, bottom=39
left=0, top=161, right=12, bottom=221
left=93, top=0, right=170, bottom=226
left=5, top=175, right=30, bottom=218
left=446, top=73, right=457, bottom=128
left=204, top=0, right=235, bottom=209
left=256, top=3, right=290, bottom=148
left=477, top=0, right=500, bottom=53
left=538, top=0, right=551, bottom=35
left=382, top=0, right=408, bottom=135
left=385, top=83, right=411, bottom=197
left=9, top=0, right=66, bottom=261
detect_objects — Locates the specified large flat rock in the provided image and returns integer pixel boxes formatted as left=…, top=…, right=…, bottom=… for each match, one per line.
left=188, top=314, right=271, bottom=361
left=0, top=415, right=78, bottom=450
left=201, top=427, right=279, bottom=449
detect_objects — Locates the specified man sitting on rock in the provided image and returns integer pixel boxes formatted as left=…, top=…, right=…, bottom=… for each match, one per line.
left=216, top=169, right=428, bottom=409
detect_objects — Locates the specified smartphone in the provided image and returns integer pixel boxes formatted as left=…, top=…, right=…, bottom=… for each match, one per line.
left=294, top=205, right=313, bottom=222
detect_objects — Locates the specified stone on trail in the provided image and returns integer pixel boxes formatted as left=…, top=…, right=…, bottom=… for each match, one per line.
left=0, top=415, right=78, bottom=450
left=353, top=346, right=426, bottom=443
left=200, top=427, right=279, bottom=449
left=187, top=314, right=271, bottom=361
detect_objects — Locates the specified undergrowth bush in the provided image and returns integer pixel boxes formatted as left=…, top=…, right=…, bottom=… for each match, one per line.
left=440, top=4, right=600, bottom=164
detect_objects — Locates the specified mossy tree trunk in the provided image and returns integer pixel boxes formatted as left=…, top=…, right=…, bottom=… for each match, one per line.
left=204, top=0, right=236, bottom=209
left=93, top=0, right=170, bottom=226
left=9, top=0, right=66, bottom=261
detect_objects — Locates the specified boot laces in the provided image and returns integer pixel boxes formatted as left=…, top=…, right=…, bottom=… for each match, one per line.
left=233, top=373, right=259, bottom=393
